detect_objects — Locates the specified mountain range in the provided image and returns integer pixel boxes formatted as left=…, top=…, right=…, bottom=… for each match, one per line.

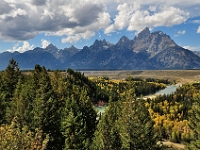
left=1, top=27, right=200, bottom=70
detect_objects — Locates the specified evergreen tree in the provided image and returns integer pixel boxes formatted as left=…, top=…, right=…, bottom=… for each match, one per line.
left=31, top=65, right=62, bottom=149
left=118, top=84, right=158, bottom=150
left=91, top=97, right=122, bottom=150
left=61, top=95, right=86, bottom=149
left=0, top=59, right=21, bottom=124
left=79, top=88, right=97, bottom=146
left=3, top=58, right=21, bottom=98
left=186, top=94, right=200, bottom=149
left=5, top=78, right=30, bottom=125
left=0, top=75, right=6, bottom=124
left=61, top=88, right=97, bottom=150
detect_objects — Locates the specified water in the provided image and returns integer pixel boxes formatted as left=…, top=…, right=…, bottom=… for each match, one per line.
left=154, top=85, right=178, bottom=95
left=144, top=85, right=179, bottom=99
left=95, top=85, right=179, bottom=114
left=95, top=106, right=106, bottom=114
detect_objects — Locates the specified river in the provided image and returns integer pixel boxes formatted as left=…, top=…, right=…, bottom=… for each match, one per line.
left=143, top=84, right=179, bottom=99
left=95, top=84, right=180, bottom=114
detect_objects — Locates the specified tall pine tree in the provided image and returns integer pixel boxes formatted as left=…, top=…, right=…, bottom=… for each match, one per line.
left=118, top=83, right=158, bottom=150
left=31, top=65, right=62, bottom=150
left=91, top=96, right=122, bottom=150
left=61, top=87, right=97, bottom=150
left=187, top=93, right=200, bottom=149
left=0, top=59, right=21, bottom=124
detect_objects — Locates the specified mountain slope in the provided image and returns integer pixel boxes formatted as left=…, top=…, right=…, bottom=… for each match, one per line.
left=133, top=27, right=178, bottom=57
left=0, top=27, right=200, bottom=70
left=151, top=46, right=200, bottom=69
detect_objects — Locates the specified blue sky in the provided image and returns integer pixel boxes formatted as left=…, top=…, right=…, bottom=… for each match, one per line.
left=0, top=0, right=200, bottom=53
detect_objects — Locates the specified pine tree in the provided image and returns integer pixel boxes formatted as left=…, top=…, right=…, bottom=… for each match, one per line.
left=3, top=58, right=21, bottom=98
left=186, top=93, right=200, bottom=149
left=5, top=78, right=30, bottom=125
left=79, top=88, right=97, bottom=146
left=31, top=65, right=62, bottom=149
left=61, top=95, right=86, bottom=149
left=118, top=84, right=158, bottom=150
left=0, top=59, right=21, bottom=124
left=91, top=99, right=122, bottom=150
left=61, top=87, right=97, bottom=150
left=0, top=75, right=6, bottom=124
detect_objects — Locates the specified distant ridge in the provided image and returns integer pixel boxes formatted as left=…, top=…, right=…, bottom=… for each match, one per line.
left=1, top=27, right=200, bottom=70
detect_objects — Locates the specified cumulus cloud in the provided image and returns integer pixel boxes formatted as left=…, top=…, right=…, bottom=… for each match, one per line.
left=0, top=0, right=110, bottom=42
left=31, top=0, right=47, bottom=6
left=197, top=26, right=200, bottom=33
left=175, top=30, right=186, bottom=36
left=62, top=31, right=95, bottom=43
left=0, top=1, right=13, bottom=15
left=7, top=41, right=34, bottom=53
left=193, top=20, right=200, bottom=24
left=105, top=2, right=189, bottom=33
left=0, top=0, right=200, bottom=43
left=41, top=39, right=50, bottom=48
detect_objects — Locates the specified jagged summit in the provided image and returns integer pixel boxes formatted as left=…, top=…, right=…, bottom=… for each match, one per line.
left=90, top=39, right=112, bottom=51
left=117, top=36, right=130, bottom=44
left=65, top=45, right=78, bottom=51
left=133, top=27, right=178, bottom=57
left=63, top=45, right=80, bottom=55
left=45, top=43, right=58, bottom=50
left=136, top=27, right=150, bottom=39
left=69, top=45, right=77, bottom=49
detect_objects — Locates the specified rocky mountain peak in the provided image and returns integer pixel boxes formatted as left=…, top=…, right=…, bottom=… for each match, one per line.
left=90, top=39, right=112, bottom=51
left=133, top=27, right=178, bottom=57
left=116, top=36, right=131, bottom=46
left=43, top=44, right=61, bottom=59
left=63, top=45, right=80, bottom=55
left=136, top=27, right=150, bottom=40
left=65, top=45, right=78, bottom=51
left=69, top=45, right=76, bottom=48
left=45, top=43, right=58, bottom=51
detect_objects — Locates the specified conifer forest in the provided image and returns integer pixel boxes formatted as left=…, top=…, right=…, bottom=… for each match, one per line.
left=1, top=59, right=200, bottom=150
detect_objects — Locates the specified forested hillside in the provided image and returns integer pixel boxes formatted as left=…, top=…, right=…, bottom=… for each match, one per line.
left=0, top=59, right=200, bottom=149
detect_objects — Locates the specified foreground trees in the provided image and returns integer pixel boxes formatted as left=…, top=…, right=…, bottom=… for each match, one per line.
left=0, top=60, right=99, bottom=150
left=91, top=97, right=122, bottom=149
left=2, top=59, right=200, bottom=149
left=119, top=88, right=157, bottom=149
left=61, top=88, right=97, bottom=149
left=0, top=117, right=49, bottom=150
left=92, top=83, right=160, bottom=150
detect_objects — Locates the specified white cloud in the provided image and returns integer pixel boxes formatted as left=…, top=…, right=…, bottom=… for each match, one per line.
left=7, top=41, right=34, bottom=53
left=175, top=30, right=186, bottom=36
left=41, top=39, right=50, bottom=48
left=0, top=0, right=200, bottom=43
left=197, top=26, right=200, bottom=33
left=105, top=2, right=189, bottom=34
left=0, top=0, right=110, bottom=41
left=62, top=31, right=95, bottom=43
left=149, top=6, right=157, bottom=12
left=183, top=46, right=200, bottom=51
left=193, top=20, right=200, bottom=24
left=105, top=25, right=115, bottom=34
